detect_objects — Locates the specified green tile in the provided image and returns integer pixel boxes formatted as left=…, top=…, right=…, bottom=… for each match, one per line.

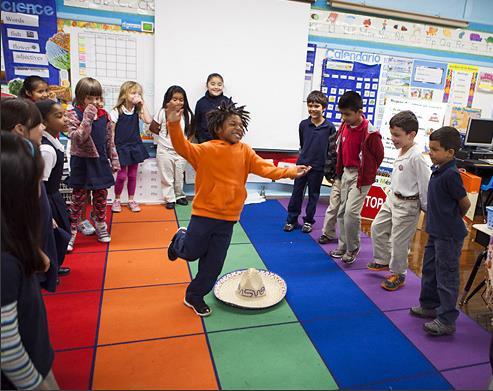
left=208, top=323, right=337, bottom=390
left=185, top=243, right=296, bottom=332
left=178, top=220, right=250, bottom=244
left=175, top=204, right=192, bottom=220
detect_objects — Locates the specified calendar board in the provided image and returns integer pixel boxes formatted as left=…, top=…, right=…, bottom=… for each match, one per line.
left=66, top=27, right=154, bottom=110
left=321, top=59, right=380, bottom=126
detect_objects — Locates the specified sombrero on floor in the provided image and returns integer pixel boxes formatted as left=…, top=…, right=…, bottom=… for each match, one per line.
left=214, top=268, right=287, bottom=309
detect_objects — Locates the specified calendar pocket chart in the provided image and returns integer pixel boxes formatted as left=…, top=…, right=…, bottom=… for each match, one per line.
left=321, top=59, right=381, bottom=125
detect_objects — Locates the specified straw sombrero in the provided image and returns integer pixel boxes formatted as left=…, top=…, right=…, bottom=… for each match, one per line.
left=213, top=268, right=287, bottom=309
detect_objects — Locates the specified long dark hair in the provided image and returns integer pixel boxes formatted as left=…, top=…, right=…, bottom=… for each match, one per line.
left=1, top=97, right=42, bottom=132
left=1, top=132, right=45, bottom=276
left=18, top=75, right=48, bottom=99
left=161, top=86, right=195, bottom=137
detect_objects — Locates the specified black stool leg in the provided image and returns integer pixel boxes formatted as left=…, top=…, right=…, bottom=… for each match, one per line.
left=459, top=250, right=487, bottom=306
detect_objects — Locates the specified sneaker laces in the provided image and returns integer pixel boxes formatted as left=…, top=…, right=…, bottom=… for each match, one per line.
left=96, top=223, right=109, bottom=238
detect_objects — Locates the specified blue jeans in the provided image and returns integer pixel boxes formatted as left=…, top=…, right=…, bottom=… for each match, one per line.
left=287, top=170, right=324, bottom=225
left=172, top=215, right=234, bottom=304
left=419, top=235, right=464, bottom=325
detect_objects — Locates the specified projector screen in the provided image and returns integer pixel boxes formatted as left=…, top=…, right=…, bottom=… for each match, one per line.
left=154, top=0, right=310, bottom=151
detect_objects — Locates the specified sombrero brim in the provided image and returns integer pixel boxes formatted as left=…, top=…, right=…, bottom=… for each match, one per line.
left=214, top=269, right=287, bottom=309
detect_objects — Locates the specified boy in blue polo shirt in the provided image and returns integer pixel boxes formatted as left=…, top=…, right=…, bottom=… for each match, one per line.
left=410, top=126, right=471, bottom=336
left=284, top=91, right=335, bottom=233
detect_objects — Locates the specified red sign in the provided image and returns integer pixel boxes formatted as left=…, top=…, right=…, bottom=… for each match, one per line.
left=361, top=185, right=387, bottom=220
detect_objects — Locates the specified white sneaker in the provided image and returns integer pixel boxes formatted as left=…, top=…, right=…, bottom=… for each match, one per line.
left=95, top=221, right=111, bottom=243
left=128, top=200, right=141, bottom=212
left=67, top=232, right=77, bottom=252
left=112, top=199, right=122, bottom=213
left=77, top=219, right=95, bottom=236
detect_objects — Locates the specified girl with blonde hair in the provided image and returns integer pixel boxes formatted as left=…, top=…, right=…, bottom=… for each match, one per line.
left=110, top=81, right=152, bottom=212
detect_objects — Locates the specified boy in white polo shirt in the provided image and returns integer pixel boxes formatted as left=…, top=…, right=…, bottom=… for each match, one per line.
left=368, top=111, right=431, bottom=291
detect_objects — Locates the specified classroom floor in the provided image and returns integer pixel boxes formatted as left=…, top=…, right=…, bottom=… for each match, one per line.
left=43, top=199, right=491, bottom=390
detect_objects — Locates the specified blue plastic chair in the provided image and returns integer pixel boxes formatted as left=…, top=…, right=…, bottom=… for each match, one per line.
left=478, top=176, right=493, bottom=222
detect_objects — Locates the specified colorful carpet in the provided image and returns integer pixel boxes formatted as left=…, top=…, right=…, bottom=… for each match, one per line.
left=43, top=201, right=491, bottom=389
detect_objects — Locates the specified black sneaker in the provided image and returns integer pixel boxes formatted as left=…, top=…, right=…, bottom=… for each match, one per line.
left=318, top=234, right=336, bottom=244
left=283, top=223, right=296, bottom=232
left=176, top=197, right=188, bottom=206
left=184, top=298, right=212, bottom=317
left=166, top=202, right=176, bottom=209
left=367, top=262, right=390, bottom=272
left=168, top=227, right=186, bottom=261
left=301, top=222, right=312, bottom=233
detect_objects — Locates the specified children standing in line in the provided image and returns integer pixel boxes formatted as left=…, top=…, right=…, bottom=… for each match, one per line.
left=37, top=100, right=72, bottom=277
left=150, top=86, right=194, bottom=209
left=319, top=129, right=342, bottom=244
left=194, top=73, right=230, bottom=143
left=284, top=91, right=335, bottom=233
left=410, top=127, right=470, bottom=336
left=367, top=111, right=431, bottom=291
left=65, top=77, right=120, bottom=250
left=1, top=97, right=59, bottom=292
left=110, top=81, right=152, bottom=213
left=1, top=132, right=59, bottom=391
left=166, top=101, right=310, bottom=316
left=18, top=76, right=50, bottom=102
left=329, top=91, right=384, bottom=265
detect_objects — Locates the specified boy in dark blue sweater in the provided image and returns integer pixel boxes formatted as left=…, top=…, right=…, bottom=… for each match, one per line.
left=410, top=126, right=471, bottom=336
left=284, top=91, right=336, bottom=233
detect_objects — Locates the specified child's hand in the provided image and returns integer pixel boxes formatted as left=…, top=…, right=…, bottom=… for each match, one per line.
left=295, top=165, right=311, bottom=178
left=132, top=94, right=143, bottom=105
left=83, top=104, right=98, bottom=121
left=165, top=101, right=183, bottom=123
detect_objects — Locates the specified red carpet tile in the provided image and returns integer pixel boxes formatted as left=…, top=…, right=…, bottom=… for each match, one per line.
left=71, top=207, right=113, bottom=254
left=53, top=348, right=94, bottom=390
left=44, top=291, right=101, bottom=350
left=53, top=251, right=107, bottom=293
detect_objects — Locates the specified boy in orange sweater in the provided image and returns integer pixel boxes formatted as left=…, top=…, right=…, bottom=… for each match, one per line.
left=166, top=101, right=310, bottom=316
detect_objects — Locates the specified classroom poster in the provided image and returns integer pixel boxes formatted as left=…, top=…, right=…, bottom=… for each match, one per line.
left=449, top=106, right=482, bottom=133
left=321, top=59, right=380, bottom=125
left=0, top=0, right=60, bottom=84
left=478, top=72, right=493, bottom=93
left=380, top=97, right=446, bottom=171
left=308, top=9, right=493, bottom=57
left=443, top=63, right=479, bottom=107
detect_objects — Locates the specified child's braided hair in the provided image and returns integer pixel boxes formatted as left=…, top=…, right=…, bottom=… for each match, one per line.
left=206, top=101, right=250, bottom=139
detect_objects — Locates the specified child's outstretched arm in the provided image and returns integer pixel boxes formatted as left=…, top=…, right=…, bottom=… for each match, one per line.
left=166, top=102, right=201, bottom=167
left=248, top=149, right=311, bottom=180
left=66, top=104, right=97, bottom=144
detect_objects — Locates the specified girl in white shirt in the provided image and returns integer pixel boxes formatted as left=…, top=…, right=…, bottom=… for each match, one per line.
left=149, top=86, right=195, bottom=209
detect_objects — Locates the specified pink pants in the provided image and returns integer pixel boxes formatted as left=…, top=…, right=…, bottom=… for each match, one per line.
left=114, top=164, right=138, bottom=197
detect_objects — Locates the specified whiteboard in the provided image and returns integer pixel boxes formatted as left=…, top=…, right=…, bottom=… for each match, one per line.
left=154, top=0, right=310, bottom=151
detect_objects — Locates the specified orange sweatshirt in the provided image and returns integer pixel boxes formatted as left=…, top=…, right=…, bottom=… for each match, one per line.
left=168, top=121, right=298, bottom=221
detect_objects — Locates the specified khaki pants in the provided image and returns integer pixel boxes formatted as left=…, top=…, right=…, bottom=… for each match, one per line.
left=371, top=191, right=420, bottom=275
left=337, top=168, right=370, bottom=253
left=156, top=147, right=186, bottom=203
left=322, top=178, right=341, bottom=239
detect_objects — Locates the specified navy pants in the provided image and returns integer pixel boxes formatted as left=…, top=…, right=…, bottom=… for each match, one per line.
left=419, top=236, right=464, bottom=325
left=287, top=170, right=324, bottom=225
left=172, top=215, right=235, bottom=304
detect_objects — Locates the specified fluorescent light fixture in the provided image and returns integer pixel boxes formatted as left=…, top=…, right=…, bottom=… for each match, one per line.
left=329, top=0, right=469, bottom=28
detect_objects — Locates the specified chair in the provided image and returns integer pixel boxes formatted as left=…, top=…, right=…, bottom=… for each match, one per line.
left=477, top=176, right=493, bottom=222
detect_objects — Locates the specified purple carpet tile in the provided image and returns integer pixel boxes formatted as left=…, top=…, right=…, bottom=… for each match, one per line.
left=386, top=309, right=491, bottom=371
left=346, top=268, right=422, bottom=311
left=442, top=363, right=492, bottom=390
left=278, top=198, right=328, bottom=218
